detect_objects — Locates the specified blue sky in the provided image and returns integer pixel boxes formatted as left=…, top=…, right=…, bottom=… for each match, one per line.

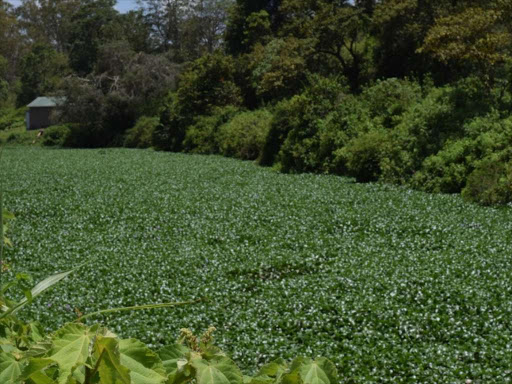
left=7, top=0, right=139, bottom=13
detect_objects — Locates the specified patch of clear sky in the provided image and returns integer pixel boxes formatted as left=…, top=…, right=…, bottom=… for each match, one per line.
left=7, top=0, right=139, bottom=14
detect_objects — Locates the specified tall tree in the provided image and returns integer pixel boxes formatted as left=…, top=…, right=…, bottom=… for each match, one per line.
left=16, top=0, right=81, bottom=53
left=419, top=6, right=512, bottom=87
left=0, top=0, right=24, bottom=83
left=225, top=0, right=281, bottom=55
left=68, top=0, right=119, bottom=75
left=279, top=0, right=370, bottom=91
left=138, top=0, right=232, bottom=60
left=17, top=43, right=69, bottom=106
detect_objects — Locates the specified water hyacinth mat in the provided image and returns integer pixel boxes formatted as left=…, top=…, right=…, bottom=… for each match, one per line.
left=2, top=147, right=512, bottom=383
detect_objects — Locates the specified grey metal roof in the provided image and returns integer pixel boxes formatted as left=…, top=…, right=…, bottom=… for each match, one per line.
left=27, top=96, right=66, bottom=108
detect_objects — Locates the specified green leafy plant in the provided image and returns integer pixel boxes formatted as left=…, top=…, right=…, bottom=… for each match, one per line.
left=124, top=117, right=159, bottom=149
left=0, top=325, right=339, bottom=384
left=42, top=125, right=72, bottom=147
left=217, top=109, right=273, bottom=161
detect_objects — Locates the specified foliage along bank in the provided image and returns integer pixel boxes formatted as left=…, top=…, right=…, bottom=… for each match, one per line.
left=1, top=0, right=512, bottom=205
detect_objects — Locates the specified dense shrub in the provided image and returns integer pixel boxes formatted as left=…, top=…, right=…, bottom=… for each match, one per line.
left=153, top=52, right=242, bottom=151
left=360, top=78, right=422, bottom=129
left=0, top=126, right=38, bottom=145
left=393, top=86, right=459, bottom=167
left=124, top=116, right=159, bottom=148
left=411, top=138, right=473, bottom=193
left=462, top=155, right=512, bottom=205
left=0, top=107, right=26, bottom=131
left=217, top=109, right=273, bottom=160
left=42, top=124, right=71, bottom=147
left=260, top=76, right=345, bottom=171
left=182, top=106, right=239, bottom=154
left=338, top=129, right=413, bottom=183
left=315, top=95, right=374, bottom=174
left=411, top=113, right=512, bottom=194
left=249, top=37, right=310, bottom=102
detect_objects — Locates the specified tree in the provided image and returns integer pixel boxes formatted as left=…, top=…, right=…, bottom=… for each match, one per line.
left=153, top=52, right=242, bottom=151
left=0, top=55, right=8, bottom=104
left=419, top=7, right=512, bottom=88
left=248, top=37, right=311, bottom=101
left=16, top=0, right=81, bottom=53
left=138, top=0, right=232, bottom=61
left=280, top=0, right=371, bottom=91
left=17, top=43, right=69, bottom=106
left=100, top=10, right=153, bottom=53
left=371, top=0, right=442, bottom=79
left=138, top=0, right=189, bottom=55
left=224, top=0, right=281, bottom=55
left=68, top=0, right=119, bottom=75
left=0, top=0, right=24, bottom=84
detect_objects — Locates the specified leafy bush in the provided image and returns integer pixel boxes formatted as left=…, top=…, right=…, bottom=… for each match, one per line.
left=0, top=107, right=26, bottom=131
left=249, top=37, right=310, bottom=102
left=337, top=129, right=413, bottom=183
left=260, top=76, right=345, bottom=171
left=462, top=155, right=512, bottom=205
left=313, top=95, right=374, bottom=174
left=411, top=113, right=512, bottom=194
left=217, top=109, right=273, bottom=160
left=0, top=321, right=338, bottom=384
left=360, top=78, right=422, bottom=129
left=183, top=106, right=240, bottom=154
left=0, top=126, right=39, bottom=146
left=42, top=124, right=71, bottom=147
left=393, top=86, right=460, bottom=167
left=124, top=116, right=159, bottom=148
left=411, top=138, right=473, bottom=193
left=153, top=53, right=242, bottom=152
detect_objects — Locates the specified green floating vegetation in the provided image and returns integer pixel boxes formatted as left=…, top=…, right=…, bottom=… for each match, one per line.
left=2, top=147, right=512, bottom=383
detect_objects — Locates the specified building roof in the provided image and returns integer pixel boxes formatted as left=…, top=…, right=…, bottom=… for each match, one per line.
left=27, top=96, right=66, bottom=108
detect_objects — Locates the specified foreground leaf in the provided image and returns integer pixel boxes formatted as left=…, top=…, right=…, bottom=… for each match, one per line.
left=94, top=336, right=131, bottom=384
left=298, top=358, right=337, bottom=384
left=119, top=338, right=167, bottom=384
left=190, top=356, right=243, bottom=384
left=0, top=351, right=24, bottom=384
left=21, top=358, right=54, bottom=381
left=49, top=323, right=94, bottom=384
left=159, top=344, right=190, bottom=376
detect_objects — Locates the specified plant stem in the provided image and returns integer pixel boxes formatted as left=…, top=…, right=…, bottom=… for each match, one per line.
left=76, top=299, right=202, bottom=322
left=85, top=348, right=106, bottom=384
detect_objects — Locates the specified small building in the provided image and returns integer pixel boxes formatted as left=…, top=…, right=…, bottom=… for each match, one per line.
left=26, top=96, right=66, bottom=130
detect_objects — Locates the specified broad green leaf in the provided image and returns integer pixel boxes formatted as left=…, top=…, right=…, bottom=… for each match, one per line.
left=27, top=370, right=56, bottom=384
left=190, top=356, right=243, bottom=384
left=94, top=336, right=131, bottom=384
left=257, top=358, right=288, bottom=378
left=159, top=344, right=190, bottom=376
left=0, top=351, right=24, bottom=384
left=248, top=358, right=288, bottom=384
left=298, top=358, right=337, bottom=384
left=245, top=376, right=274, bottom=384
left=119, top=338, right=166, bottom=384
left=280, top=358, right=302, bottom=384
left=21, top=358, right=54, bottom=381
left=28, top=323, right=45, bottom=343
left=49, top=323, right=94, bottom=384
left=26, top=339, right=53, bottom=358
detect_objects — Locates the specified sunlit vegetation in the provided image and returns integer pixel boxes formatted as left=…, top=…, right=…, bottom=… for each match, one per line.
left=2, top=147, right=512, bottom=382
